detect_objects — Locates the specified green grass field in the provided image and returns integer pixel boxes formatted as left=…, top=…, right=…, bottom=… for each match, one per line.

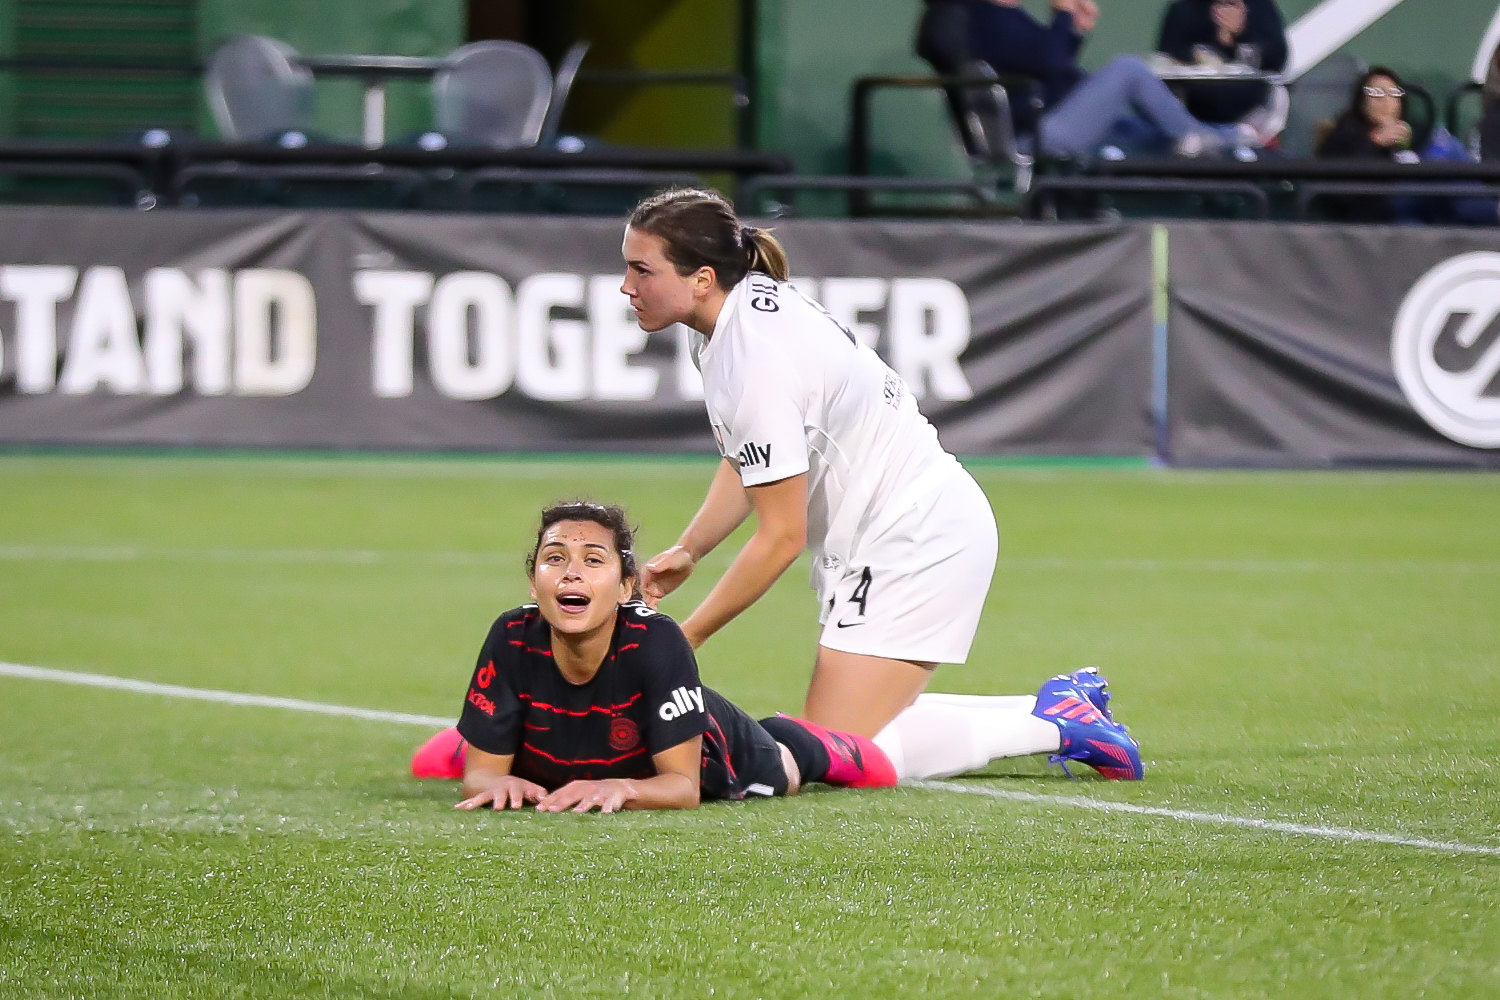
left=2, top=454, right=1498, bottom=999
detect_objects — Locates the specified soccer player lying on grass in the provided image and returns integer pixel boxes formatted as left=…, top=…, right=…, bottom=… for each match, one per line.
left=414, top=501, right=1144, bottom=811
left=412, top=501, right=898, bottom=812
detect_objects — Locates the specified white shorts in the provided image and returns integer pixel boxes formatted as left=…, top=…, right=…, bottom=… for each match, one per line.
left=816, top=467, right=998, bottom=665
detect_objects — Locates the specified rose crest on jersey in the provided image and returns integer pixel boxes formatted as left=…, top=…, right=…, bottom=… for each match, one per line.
left=609, top=716, right=641, bottom=752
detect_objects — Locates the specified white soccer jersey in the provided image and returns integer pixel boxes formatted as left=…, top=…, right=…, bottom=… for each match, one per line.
left=692, top=272, right=964, bottom=594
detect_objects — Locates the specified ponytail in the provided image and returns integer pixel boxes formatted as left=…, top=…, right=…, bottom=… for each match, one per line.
left=628, top=187, right=794, bottom=290
left=744, top=227, right=790, bottom=282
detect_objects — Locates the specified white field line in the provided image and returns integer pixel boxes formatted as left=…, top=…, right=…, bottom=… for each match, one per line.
left=0, top=545, right=1496, bottom=574
left=0, top=545, right=513, bottom=566
left=911, top=781, right=1500, bottom=857
left=4, top=660, right=1499, bottom=858
left=0, top=661, right=452, bottom=729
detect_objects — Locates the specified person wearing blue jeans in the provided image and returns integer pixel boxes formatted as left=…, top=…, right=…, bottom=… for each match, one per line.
left=967, top=0, right=1233, bottom=159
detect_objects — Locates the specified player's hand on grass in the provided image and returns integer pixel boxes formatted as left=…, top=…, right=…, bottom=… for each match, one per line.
left=455, top=776, right=546, bottom=811
left=640, top=545, right=696, bottom=607
left=536, top=779, right=635, bottom=814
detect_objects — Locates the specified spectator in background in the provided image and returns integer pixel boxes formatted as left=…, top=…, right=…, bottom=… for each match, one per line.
left=966, top=0, right=1235, bottom=159
left=1318, top=67, right=1497, bottom=225
left=1156, top=0, right=1287, bottom=125
left=1316, top=67, right=1415, bottom=164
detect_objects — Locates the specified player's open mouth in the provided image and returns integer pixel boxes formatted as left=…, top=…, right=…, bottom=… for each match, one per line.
left=557, top=593, right=591, bottom=613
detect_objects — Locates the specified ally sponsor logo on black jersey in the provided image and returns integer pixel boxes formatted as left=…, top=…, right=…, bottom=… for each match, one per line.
left=658, top=685, right=705, bottom=721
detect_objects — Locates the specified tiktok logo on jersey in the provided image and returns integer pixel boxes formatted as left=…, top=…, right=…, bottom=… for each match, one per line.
left=658, top=686, right=705, bottom=721
left=736, top=441, right=772, bottom=470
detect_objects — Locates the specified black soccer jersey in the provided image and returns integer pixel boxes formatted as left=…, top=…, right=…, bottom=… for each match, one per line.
left=455, top=601, right=786, bottom=801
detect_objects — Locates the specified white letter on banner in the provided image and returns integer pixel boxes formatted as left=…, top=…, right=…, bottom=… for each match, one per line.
left=427, top=271, right=514, bottom=401
left=516, top=273, right=588, bottom=402
left=354, top=270, right=434, bottom=398
left=674, top=324, right=704, bottom=401
left=59, top=266, right=146, bottom=395
left=588, top=276, right=657, bottom=401
left=145, top=268, right=231, bottom=395
left=889, top=278, right=973, bottom=401
left=821, top=277, right=887, bottom=350
left=0, top=265, right=77, bottom=393
left=233, top=269, right=317, bottom=396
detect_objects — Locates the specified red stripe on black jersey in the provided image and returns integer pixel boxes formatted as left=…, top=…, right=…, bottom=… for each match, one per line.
left=517, top=691, right=643, bottom=716
left=521, top=742, right=648, bottom=767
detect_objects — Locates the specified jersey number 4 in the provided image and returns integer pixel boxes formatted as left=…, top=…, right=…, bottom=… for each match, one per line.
left=835, top=567, right=873, bottom=628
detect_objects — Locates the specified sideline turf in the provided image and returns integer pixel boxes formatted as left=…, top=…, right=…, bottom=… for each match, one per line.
left=1, top=456, right=1498, bottom=999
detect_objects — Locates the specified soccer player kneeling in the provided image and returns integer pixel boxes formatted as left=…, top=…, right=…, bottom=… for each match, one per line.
left=411, top=501, right=897, bottom=813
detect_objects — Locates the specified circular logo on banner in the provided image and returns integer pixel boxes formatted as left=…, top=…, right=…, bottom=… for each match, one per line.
left=1392, top=252, right=1500, bottom=448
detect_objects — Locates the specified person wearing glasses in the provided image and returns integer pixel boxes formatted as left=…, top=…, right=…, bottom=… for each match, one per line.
left=1315, top=67, right=1417, bottom=223
left=1156, top=0, right=1287, bottom=132
left=1318, top=67, right=1416, bottom=163
left=1318, top=67, right=1499, bottom=226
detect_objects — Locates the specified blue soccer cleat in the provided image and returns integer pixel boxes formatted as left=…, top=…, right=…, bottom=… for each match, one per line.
left=1032, top=667, right=1144, bottom=781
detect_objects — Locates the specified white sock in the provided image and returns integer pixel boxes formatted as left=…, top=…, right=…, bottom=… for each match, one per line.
left=912, top=692, right=1038, bottom=711
left=872, top=695, right=1061, bottom=782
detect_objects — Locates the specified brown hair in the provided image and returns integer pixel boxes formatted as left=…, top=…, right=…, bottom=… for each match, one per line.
left=1348, top=66, right=1406, bottom=128
left=526, top=500, right=639, bottom=591
left=626, top=187, right=789, bottom=289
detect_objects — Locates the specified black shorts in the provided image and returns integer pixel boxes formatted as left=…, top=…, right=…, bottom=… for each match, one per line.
left=700, top=687, right=789, bottom=800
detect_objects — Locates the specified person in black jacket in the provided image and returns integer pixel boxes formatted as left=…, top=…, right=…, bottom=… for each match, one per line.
left=1156, top=0, right=1287, bottom=124
left=1315, top=67, right=1416, bottom=222
left=1317, top=66, right=1415, bottom=163
left=1316, top=67, right=1496, bottom=226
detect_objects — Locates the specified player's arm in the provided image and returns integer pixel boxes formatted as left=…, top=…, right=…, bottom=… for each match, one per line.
left=454, top=621, right=542, bottom=810
left=641, top=458, right=751, bottom=606
left=456, top=747, right=547, bottom=810
left=679, top=472, right=807, bottom=648
left=535, top=737, right=703, bottom=813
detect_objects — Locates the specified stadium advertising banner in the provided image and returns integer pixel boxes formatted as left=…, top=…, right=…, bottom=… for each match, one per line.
left=1167, top=223, right=1500, bottom=467
left=0, top=209, right=1154, bottom=456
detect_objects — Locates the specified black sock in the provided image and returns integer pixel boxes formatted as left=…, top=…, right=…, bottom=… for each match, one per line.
left=758, top=715, right=830, bottom=784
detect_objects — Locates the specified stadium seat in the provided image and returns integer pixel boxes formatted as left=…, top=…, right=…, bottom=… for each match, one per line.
left=431, top=41, right=554, bottom=149
left=539, top=41, right=591, bottom=148
left=1281, top=52, right=1365, bottom=158
left=950, top=60, right=1035, bottom=193
left=1448, top=81, right=1485, bottom=152
left=205, top=35, right=314, bottom=143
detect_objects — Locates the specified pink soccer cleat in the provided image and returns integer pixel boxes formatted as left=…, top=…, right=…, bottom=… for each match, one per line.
left=778, top=714, right=899, bottom=788
left=411, top=726, right=468, bottom=779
